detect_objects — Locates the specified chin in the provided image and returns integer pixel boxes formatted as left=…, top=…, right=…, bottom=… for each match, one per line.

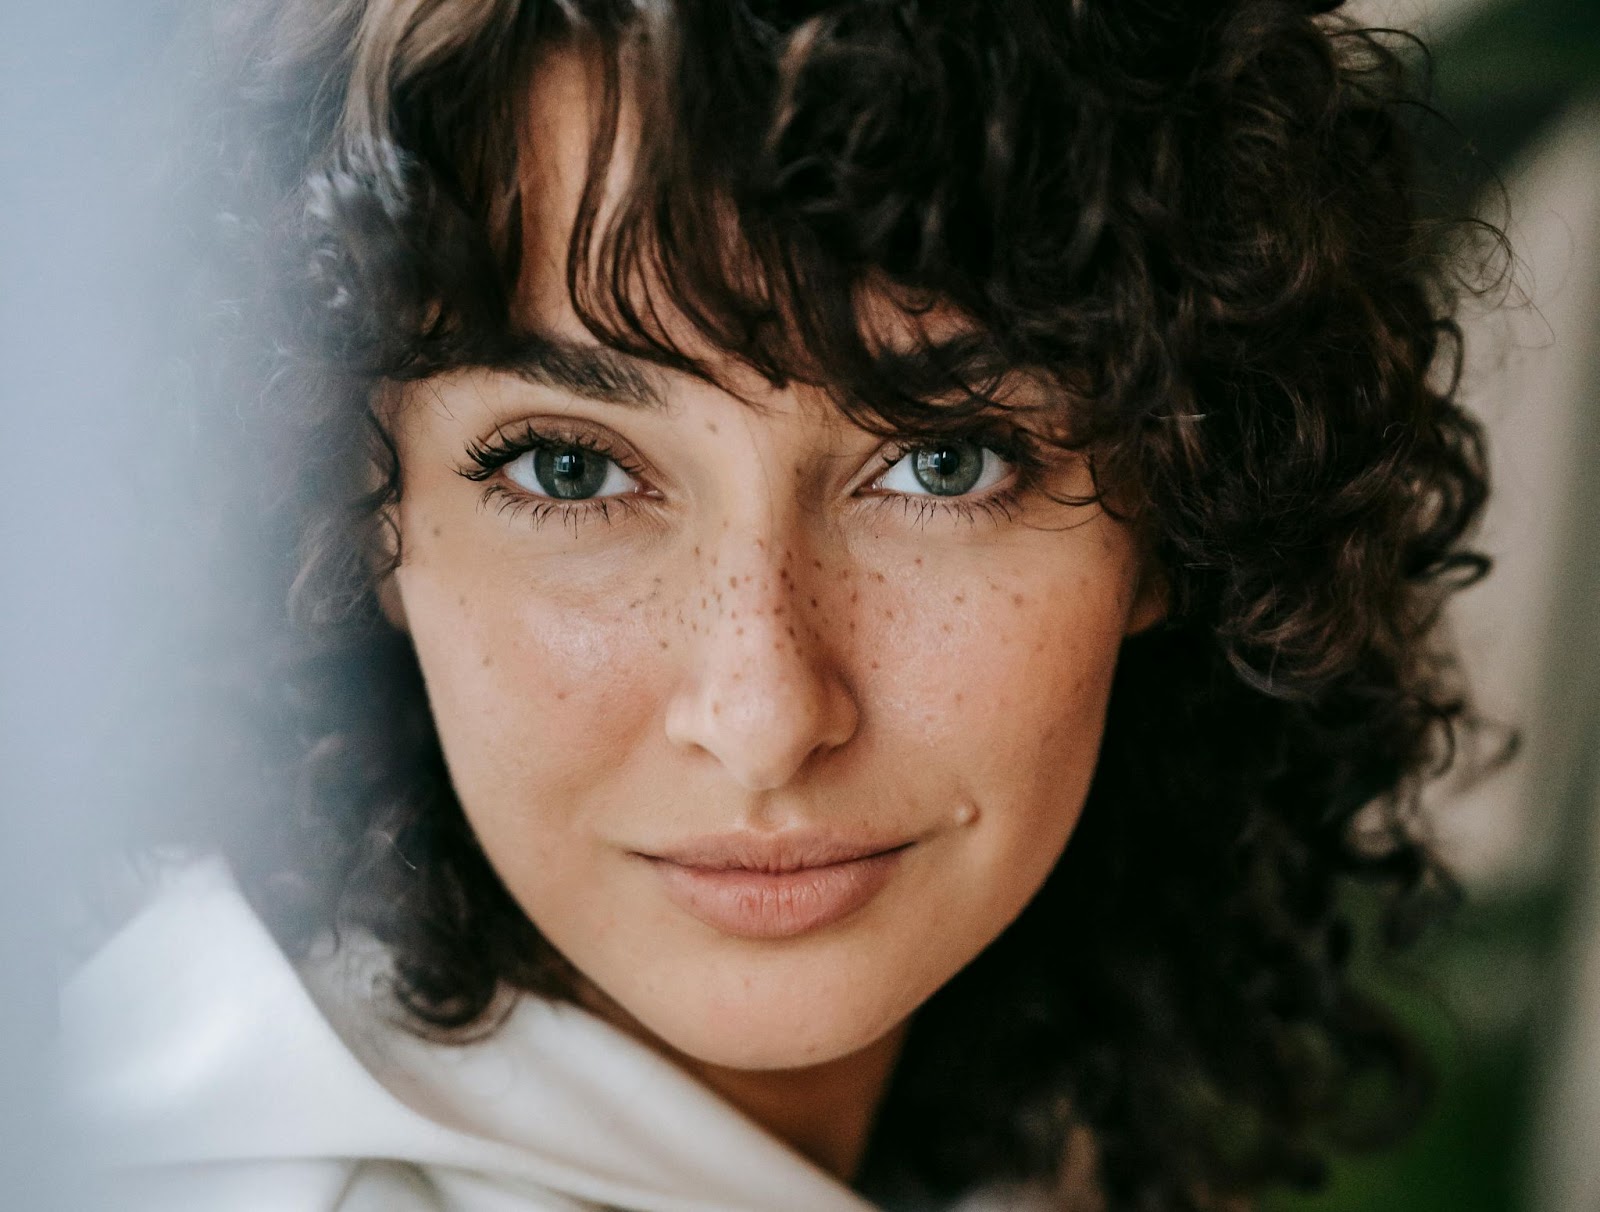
left=660, top=1011, right=892, bottom=1072
left=622, top=959, right=918, bottom=1072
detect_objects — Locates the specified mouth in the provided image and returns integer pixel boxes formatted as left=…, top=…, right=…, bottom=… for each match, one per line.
left=635, top=832, right=914, bottom=940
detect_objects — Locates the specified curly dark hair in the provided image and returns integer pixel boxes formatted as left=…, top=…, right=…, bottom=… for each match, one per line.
left=180, top=0, right=1499, bottom=1208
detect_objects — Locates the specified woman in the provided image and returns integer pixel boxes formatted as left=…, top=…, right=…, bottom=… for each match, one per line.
left=62, top=1, right=1497, bottom=1209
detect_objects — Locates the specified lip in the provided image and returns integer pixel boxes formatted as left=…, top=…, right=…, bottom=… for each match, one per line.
left=637, top=831, right=913, bottom=940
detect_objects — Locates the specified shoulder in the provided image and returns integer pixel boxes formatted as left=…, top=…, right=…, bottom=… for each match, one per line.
left=59, top=856, right=424, bottom=1164
left=55, top=853, right=882, bottom=1212
left=55, top=856, right=581, bottom=1212
left=73, top=1156, right=594, bottom=1211
left=74, top=1158, right=434, bottom=1212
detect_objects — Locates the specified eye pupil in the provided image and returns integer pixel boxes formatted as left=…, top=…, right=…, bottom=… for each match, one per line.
left=535, top=446, right=608, bottom=499
left=912, top=443, right=984, bottom=496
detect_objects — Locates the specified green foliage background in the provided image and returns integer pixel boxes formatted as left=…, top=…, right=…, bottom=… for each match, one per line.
left=1267, top=3, right=1600, bottom=1210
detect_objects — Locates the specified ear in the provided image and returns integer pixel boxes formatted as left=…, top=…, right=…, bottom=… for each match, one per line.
left=367, top=384, right=410, bottom=635
left=375, top=556, right=410, bottom=635
left=1123, top=558, right=1170, bottom=637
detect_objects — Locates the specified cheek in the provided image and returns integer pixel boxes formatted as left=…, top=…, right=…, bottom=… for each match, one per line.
left=872, top=566, right=1126, bottom=783
left=392, top=529, right=669, bottom=821
left=863, top=556, right=1131, bottom=927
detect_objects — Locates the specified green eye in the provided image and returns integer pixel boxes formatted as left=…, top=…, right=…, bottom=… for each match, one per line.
left=879, top=441, right=1007, bottom=498
left=506, top=445, right=636, bottom=500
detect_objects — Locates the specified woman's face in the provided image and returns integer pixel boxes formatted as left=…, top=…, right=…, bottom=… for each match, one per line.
left=381, top=50, right=1161, bottom=1072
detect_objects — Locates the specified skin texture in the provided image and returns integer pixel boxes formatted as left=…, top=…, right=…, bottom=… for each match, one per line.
left=378, top=47, right=1163, bottom=1182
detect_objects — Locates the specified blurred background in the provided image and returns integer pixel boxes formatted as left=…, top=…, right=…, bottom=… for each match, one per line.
left=2, top=1, right=1595, bottom=1209
left=1270, top=2, right=1600, bottom=1211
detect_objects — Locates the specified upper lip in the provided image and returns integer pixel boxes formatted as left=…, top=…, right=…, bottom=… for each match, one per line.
left=637, top=830, right=915, bottom=874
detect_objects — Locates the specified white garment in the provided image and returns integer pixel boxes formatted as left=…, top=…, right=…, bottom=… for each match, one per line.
left=58, top=857, right=1051, bottom=1212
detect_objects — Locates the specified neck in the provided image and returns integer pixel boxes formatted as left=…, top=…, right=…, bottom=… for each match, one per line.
left=671, top=1023, right=908, bottom=1182
left=576, top=982, right=907, bottom=1183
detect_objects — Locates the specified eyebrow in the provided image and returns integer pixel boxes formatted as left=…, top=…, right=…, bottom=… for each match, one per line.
left=490, top=336, right=670, bottom=410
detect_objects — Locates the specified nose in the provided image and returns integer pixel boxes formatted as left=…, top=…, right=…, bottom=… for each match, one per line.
left=663, top=534, right=859, bottom=791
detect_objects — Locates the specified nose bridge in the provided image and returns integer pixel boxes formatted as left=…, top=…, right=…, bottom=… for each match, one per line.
left=718, top=530, right=800, bottom=637
left=664, top=516, right=857, bottom=792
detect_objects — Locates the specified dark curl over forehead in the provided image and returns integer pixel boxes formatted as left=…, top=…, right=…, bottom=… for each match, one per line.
left=195, top=1, right=1502, bottom=1208
left=281, top=0, right=1490, bottom=684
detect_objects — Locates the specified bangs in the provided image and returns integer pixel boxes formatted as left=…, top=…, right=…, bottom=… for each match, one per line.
left=216, top=3, right=1495, bottom=1204
left=295, top=0, right=1098, bottom=449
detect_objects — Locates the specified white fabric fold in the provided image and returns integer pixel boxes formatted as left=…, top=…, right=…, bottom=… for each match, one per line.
left=59, top=856, right=881, bottom=1212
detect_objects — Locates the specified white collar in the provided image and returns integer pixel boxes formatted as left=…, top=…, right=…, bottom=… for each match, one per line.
left=59, top=855, right=881, bottom=1212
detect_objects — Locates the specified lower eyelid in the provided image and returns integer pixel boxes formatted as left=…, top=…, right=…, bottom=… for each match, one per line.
left=861, top=482, right=1025, bottom=526
left=480, top=482, right=660, bottom=532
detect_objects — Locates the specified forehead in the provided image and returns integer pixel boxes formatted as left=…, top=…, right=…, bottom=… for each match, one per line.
left=515, top=43, right=616, bottom=338
left=484, top=36, right=1070, bottom=443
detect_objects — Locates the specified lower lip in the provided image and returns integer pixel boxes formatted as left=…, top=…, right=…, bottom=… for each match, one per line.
left=646, top=849, right=907, bottom=940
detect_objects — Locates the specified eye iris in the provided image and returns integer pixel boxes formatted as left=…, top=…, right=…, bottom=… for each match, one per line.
left=911, top=443, right=984, bottom=496
left=534, top=446, right=608, bottom=499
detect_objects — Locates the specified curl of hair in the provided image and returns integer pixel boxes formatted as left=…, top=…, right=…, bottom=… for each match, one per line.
left=187, top=1, right=1502, bottom=1207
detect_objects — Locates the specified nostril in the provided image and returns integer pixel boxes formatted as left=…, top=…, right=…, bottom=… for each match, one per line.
left=662, top=557, right=860, bottom=789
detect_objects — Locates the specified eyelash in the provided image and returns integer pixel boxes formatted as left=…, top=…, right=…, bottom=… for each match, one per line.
left=866, top=434, right=1039, bottom=529
left=458, top=420, right=1042, bottom=532
left=459, top=422, right=652, bottom=531
left=870, top=488, right=1025, bottom=530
